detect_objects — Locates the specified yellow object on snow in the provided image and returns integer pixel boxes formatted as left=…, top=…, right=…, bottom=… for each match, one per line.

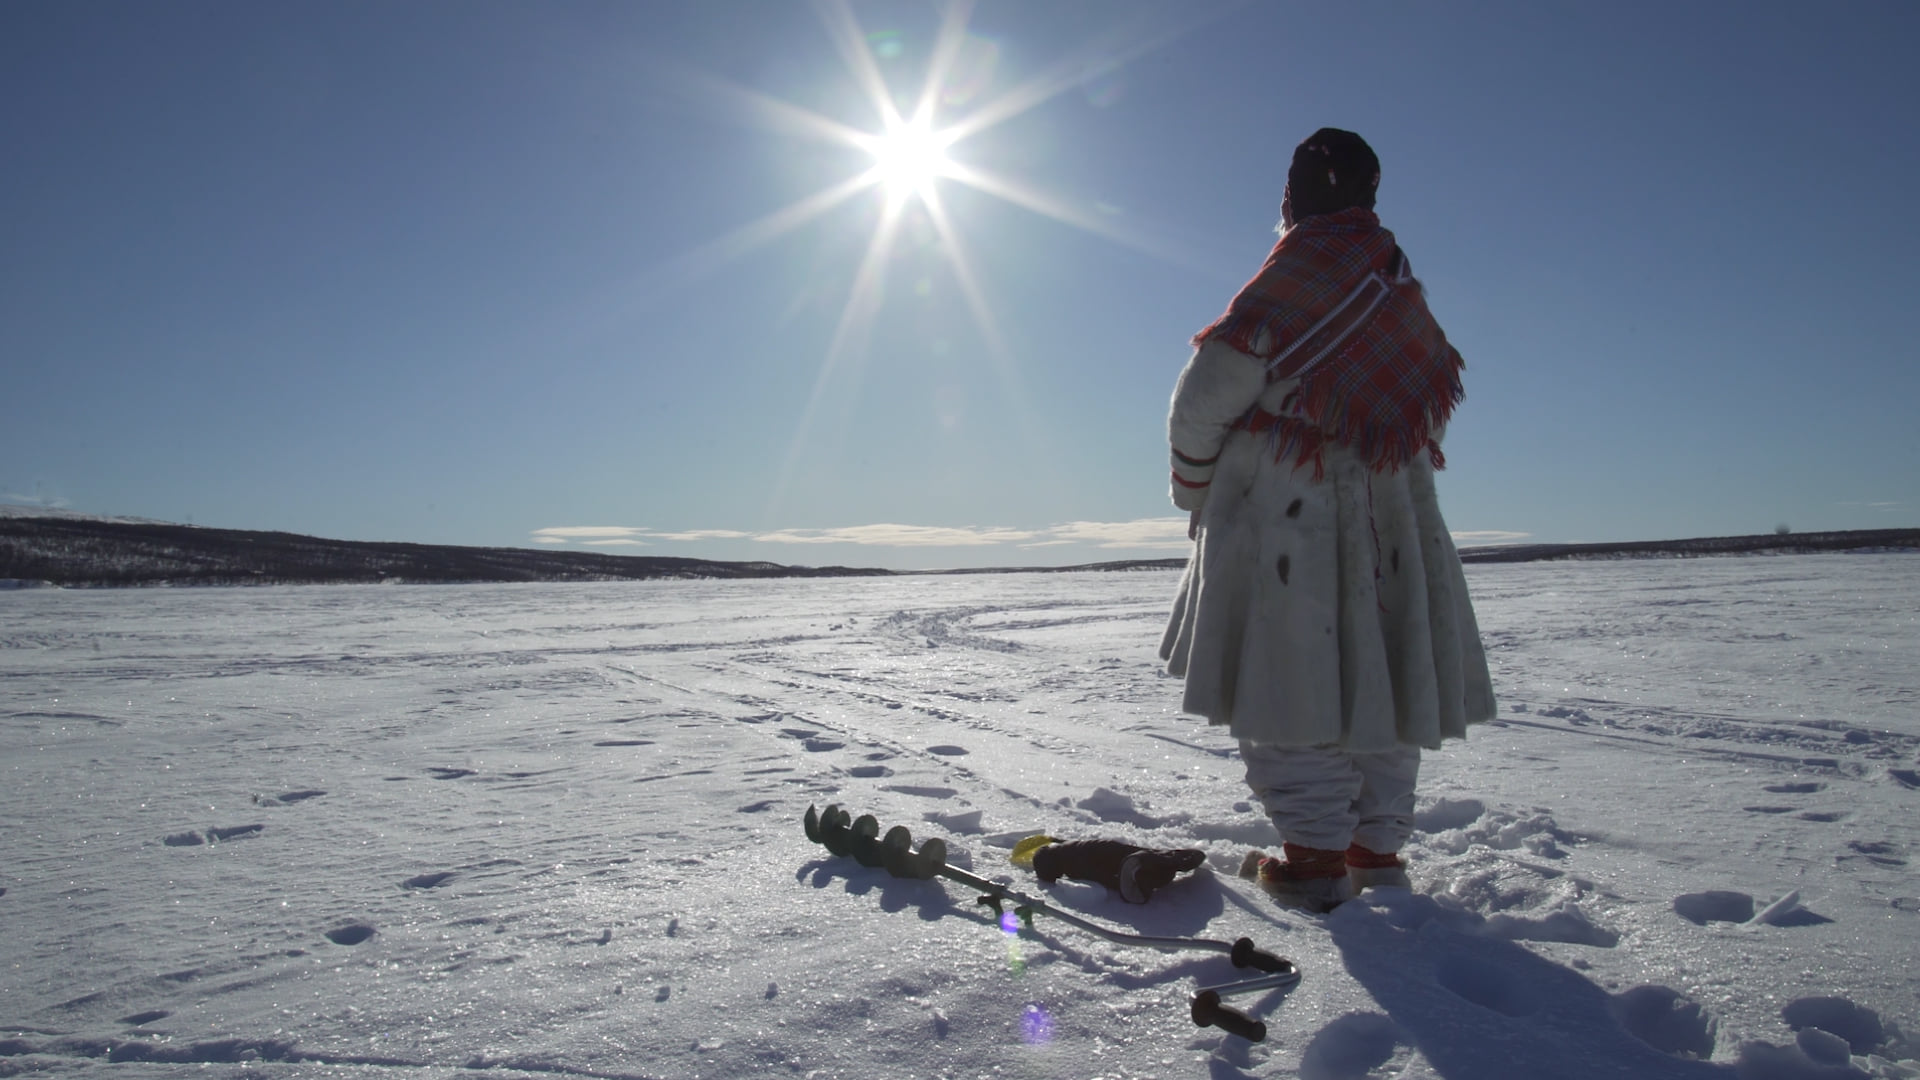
left=1009, top=834, right=1059, bottom=868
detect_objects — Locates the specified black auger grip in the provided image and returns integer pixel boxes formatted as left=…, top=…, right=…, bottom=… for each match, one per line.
left=1230, top=937, right=1292, bottom=974
left=1190, top=990, right=1267, bottom=1043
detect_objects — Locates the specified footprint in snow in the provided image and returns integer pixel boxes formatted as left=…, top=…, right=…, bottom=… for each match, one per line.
left=883, top=785, right=959, bottom=799
left=846, top=765, right=893, bottom=779
left=209, top=824, right=263, bottom=841
left=1843, top=840, right=1906, bottom=868
left=426, top=767, right=475, bottom=780
left=1762, top=782, right=1823, bottom=794
left=1298, top=1012, right=1402, bottom=1078
left=737, top=800, right=777, bottom=814
left=253, top=789, right=326, bottom=807
left=1743, top=805, right=1795, bottom=815
left=1887, top=768, right=1920, bottom=789
left=593, top=739, right=653, bottom=747
left=1672, top=890, right=1755, bottom=925
left=1782, top=995, right=1886, bottom=1055
left=1610, top=985, right=1718, bottom=1059
left=164, top=824, right=265, bottom=846
left=325, top=923, right=376, bottom=946
left=402, top=871, right=456, bottom=889
left=779, top=728, right=845, bottom=752
left=1795, top=810, right=1845, bottom=823
left=926, top=745, right=969, bottom=756
left=1672, top=889, right=1831, bottom=927
left=119, top=1010, right=171, bottom=1027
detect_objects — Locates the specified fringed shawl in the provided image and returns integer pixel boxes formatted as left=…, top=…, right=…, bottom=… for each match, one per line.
left=1192, top=208, right=1465, bottom=476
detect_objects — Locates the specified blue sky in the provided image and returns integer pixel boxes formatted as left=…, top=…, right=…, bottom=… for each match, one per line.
left=5, top=1, right=1917, bottom=570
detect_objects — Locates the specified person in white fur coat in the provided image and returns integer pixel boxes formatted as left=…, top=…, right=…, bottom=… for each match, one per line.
left=1160, top=129, right=1496, bottom=912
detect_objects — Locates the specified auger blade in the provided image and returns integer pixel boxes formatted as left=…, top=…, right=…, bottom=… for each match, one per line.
left=880, top=825, right=918, bottom=877
left=818, top=804, right=855, bottom=857
left=849, top=814, right=886, bottom=867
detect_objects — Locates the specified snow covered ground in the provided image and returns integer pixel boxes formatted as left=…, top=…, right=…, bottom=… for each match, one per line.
left=3, top=554, right=1917, bottom=1079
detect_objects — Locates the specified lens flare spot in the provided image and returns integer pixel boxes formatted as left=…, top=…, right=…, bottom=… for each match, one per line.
left=1021, top=1002, right=1054, bottom=1044
left=867, top=29, right=904, bottom=60
left=941, top=34, right=1000, bottom=107
left=999, top=910, right=1021, bottom=934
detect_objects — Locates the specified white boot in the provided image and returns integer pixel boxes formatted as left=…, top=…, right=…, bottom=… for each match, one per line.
left=1239, top=850, right=1354, bottom=914
left=1345, top=844, right=1410, bottom=892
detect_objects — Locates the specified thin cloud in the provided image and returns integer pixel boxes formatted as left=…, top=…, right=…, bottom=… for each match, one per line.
left=1042, top=518, right=1189, bottom=549
left=1452, top=530, right=1532, bottom=545
left=649, top=529, right=753, bottom=542
left=531, top=526, right=648, bottom=541
left=754, top=524, right=1038, bottom=547
left=529, top=518, right=1205, bottom=552
left=2, top=492, right=70, bottom=509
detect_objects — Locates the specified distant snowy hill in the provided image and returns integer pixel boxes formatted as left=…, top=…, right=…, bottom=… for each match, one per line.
left=2, top=510, right=1915, bottom=586
left=1458, top=528, right=1920, bottom=563
left=0, top=515, right=892, bottom=586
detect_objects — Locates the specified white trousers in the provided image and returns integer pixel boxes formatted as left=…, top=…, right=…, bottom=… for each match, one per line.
left=1239, top=741, right=1421, bottom=852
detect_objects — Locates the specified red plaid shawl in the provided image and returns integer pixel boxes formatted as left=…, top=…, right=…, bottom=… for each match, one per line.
left=1193, top=208, right=1464, bottom=475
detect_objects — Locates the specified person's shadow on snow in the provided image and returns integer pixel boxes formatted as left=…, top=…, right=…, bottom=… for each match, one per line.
left=1321, top=891, right=1747, bottom=1080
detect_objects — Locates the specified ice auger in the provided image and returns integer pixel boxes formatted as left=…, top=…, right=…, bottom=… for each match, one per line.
left=802, top=803, right=1299, bottom=1042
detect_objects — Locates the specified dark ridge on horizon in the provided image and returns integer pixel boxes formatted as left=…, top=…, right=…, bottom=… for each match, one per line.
left=0, top=516, right=887, bottom=587
left=1, top=515, right=1914, bottom=588
left=1456, top=528, right=1920, bottom=563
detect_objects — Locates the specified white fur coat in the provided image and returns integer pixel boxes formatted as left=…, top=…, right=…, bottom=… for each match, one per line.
left=1159, top=339, right=1496, bottom=750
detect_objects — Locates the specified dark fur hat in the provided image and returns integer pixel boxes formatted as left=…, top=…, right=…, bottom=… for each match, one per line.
left=1287, top=128, right=1380, bottom=219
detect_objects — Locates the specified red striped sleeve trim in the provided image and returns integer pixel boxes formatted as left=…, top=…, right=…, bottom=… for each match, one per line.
left=1172, top=447, right=1219, bottom=468
left=1171, top=471, right=1211, bottom=490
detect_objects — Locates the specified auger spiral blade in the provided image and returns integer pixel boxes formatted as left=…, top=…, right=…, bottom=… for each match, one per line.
left=803, top=805, right=945, bottom=877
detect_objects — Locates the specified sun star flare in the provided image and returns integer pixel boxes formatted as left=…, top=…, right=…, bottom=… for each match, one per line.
left=860, top=113, right=956, bottom=205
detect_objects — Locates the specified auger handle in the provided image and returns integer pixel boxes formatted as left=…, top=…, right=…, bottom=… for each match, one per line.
left=1190, top=990, right=1266, bottom=1042
left=1230, top=937, right=1292, bottom=973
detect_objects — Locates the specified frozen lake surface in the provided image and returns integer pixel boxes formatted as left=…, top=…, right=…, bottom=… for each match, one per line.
left=3, top=554, right=1917, bottom=1078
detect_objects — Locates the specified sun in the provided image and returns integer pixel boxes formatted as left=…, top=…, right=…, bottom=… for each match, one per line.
left=860, top=113, right=955, bottom=205
left=641, top=0, right=1221, bottom=516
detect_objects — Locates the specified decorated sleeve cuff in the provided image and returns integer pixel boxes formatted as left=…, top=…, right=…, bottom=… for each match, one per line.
left=1169, top=446, right=1217, bottom=510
